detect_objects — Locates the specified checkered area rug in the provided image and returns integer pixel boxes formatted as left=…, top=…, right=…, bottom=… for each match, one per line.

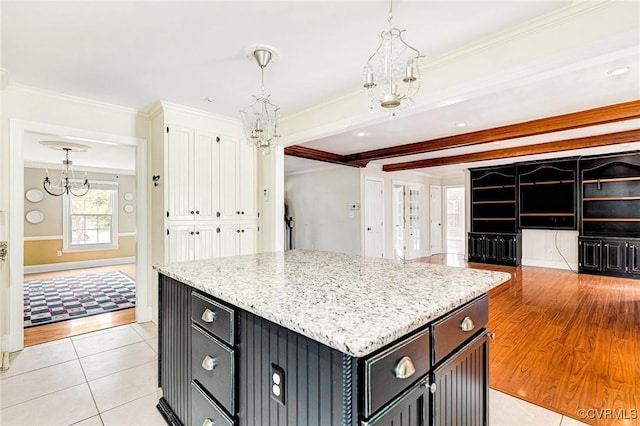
left=24, top=271, right=136, bottom=328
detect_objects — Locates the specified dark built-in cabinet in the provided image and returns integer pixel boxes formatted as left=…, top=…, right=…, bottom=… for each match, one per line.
left=158, top=275, right=491, bottom=426
left=469, top=166, right=521, bottom=266
left=518, top=159, right=577, bottom=230
left=578, top=152, right=640, bottom=278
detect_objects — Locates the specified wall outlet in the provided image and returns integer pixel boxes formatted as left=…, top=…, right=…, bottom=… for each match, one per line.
left=271, top=363, right=285, bottom=406
left=56, top=250, right=63, bottom=257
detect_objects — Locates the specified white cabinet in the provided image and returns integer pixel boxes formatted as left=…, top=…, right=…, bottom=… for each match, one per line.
left=167, top=224, right=220, bottom=262
left=167, top=126, right=220, bottom=221
left=219, top=223, right=258, bottom=258
left=219, top=134, right=258, bottom=221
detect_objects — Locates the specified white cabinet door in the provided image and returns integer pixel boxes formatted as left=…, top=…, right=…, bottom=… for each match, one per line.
left=193, top=130, right=220, bottom=221
left=239, top=223, right=258, bottom=255
left=167, top=225, right=194, bottom=262
left=219, top=223, right=240, bottom=258
left=238, top=141, right=258, bottom=220
left=167, top=126, right=193, bottom=221
left=194, top=224, right=220, bottom=260
left=219, top=134, right=240, bottom=221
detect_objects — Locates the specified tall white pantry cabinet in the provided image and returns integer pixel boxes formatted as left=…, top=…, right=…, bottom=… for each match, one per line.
left=150, top=102, right=259, bottom=265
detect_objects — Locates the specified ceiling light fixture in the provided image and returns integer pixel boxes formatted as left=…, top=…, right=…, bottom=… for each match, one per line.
left=40, top=141, right=91, bottom=197
left=240, top=45, right=281, bottom=152
left=608, top=66, right=630, bottom=76
left=363, top=0, right=422, bottom=115
left=356, top=132, right=366, bottom=137
left=456, top=122, right=467, bottom=128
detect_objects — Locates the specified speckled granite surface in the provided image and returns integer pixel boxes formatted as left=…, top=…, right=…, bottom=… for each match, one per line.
left=155, top=250, right=511, bottom=357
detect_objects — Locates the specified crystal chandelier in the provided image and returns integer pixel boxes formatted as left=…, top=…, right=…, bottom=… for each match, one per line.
left=240, top=45, right=281, bottom=152
left=41, top=142, right=90, bottom=197
left=363, top=0, right=422, bottom=113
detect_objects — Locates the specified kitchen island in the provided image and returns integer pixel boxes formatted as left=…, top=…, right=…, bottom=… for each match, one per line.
left=154, top=250, right=510, bottom=426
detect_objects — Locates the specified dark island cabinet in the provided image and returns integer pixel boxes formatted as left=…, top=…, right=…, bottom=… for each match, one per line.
left=157, top=275, right=492, bottom=426
left=578, top=237, right=640, bottom=278
left=468, top=233, right=521, bottom=266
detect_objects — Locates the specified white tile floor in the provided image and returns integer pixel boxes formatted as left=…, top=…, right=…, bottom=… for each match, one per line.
left=0, top=322, right=589, bottom=426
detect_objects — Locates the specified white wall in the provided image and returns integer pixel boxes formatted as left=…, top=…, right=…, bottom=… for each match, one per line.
left=521, top=229, right=579, bottom=270
left=285, top=166, right=361, bottom=255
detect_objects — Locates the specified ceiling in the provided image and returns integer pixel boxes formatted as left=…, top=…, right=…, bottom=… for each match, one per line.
left=2, top=1, right=639, bottom=176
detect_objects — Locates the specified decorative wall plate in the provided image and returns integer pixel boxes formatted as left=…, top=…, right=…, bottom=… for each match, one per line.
left=25, top=210, right=45, bottom=224
left=123, top=192, right=134, bottom=201
left=123, top=204, right=134, bottom=213
left=25, top=189, right=44, bottom=203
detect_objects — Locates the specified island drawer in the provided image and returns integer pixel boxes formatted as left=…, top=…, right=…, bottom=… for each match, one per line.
left=191, top=324, right=236, bottom=415
left=191, top=291, right=235, bottom=346
left=363, top=327, right=431, bottom=418
left=431, top=294, right=488, bottom=364
left=191, top=381, right=235, bottom=426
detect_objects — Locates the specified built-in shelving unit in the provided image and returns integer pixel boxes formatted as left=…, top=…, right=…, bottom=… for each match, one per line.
left=469, top=165, right=521, bottom=266
left=578, top=152, right=640, bottom=278
left=518, top=159, right=577, bottom=229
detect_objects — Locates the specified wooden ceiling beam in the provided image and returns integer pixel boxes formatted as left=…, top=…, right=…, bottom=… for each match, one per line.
left=344, top=100, right=640, bottom=164
left=283, top=145, right=357, bottom=167
left=382, top=129, right=640, bottom=172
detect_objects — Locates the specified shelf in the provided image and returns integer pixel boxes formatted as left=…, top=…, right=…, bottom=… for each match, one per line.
left=519, top=180, right=575, bottom=186
left=520, top=213, right=575, bottom=217
left=473, top=185, right=516, bottom=190
left=583, top=176, right=640, bottom=184
left=583, top=218, right=640, bottom=222
left=583, top=197, right=640, bottom=201
left=473, top=218, right=517, bottom=221
left=472, top=200, right=516, bottom=205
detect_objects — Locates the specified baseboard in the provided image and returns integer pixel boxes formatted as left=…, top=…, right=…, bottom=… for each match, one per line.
left=521, top=258, right=578, bottom=271
left=24, top=256, right=136, bottom=274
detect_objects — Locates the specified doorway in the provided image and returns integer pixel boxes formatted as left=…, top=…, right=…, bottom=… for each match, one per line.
left=444, top=186, right=465, bottom=254
left=364, top=177, right=384, bottom=258
left=430, top=185, right=443, bottom=255
left=393, top=182, right=424, bottom=260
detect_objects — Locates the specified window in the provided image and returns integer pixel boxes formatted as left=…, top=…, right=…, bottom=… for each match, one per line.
left=63, top=182, right=118, bottom=251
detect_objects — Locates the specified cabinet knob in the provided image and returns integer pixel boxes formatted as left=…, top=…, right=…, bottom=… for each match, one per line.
left=236, top=211, right=240, bottom=215
left=241, top=229, right=245, bottom=233
left=196, top=210, right=200, bottom=215
left=190, top=210, right=195, bottom=214
left=241, top=211, right=245, bottom=215
left=488, top=332, right=496, bottom=340
left=236, top=229, right=241, bottom=233
left=460, top=316, right=475, bottom=332
left=424, top=382, right=437, bottom=394
left=202, top=355, right=217, bottom=371
left=195, top=231, right=200, bottom=235
left=201, top=308, right=216, bottom=323
left=202, top=418, right=215, bottom=426
left=394, top=356, right=416, bottom=379
left=190, top=231, right=195, bottom=235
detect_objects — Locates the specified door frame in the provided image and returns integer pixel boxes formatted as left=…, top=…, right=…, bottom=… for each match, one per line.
left=392, top=180, right=425, bottom=260
left=443, top=185, right=466, bottom=255
left=7, top=119, right=149, bottom=351
left=363, top=176, right=385, bottom=258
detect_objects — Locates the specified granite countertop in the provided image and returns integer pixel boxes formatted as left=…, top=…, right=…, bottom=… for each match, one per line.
left=154, top=250, right=511, bottom=358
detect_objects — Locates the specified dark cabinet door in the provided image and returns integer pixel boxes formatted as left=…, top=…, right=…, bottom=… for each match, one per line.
left=498, top=236, right=517, bottom=263
left=432, top=332, right=489, bottom=426
left=579, top=238, right=601, bottom=272
left=484, top=235, right=499, bottom=262
left=468, top=234, right=485, bottom=261
left=602, top=240, right=626, bottom=273
left=627, top=243, right=640, bottom=276
left=363, top=380, right=429, bottom=426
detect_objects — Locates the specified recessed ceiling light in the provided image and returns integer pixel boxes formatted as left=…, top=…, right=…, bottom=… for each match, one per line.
left=608, top=66, right=630, bottom=76
left=203, top=97, right=215, bottom=103
left=356, top=132, right=366, bottom=137
left=492, top=141, right=501, bottom=145
left=456, top=122, right=467, bottom=128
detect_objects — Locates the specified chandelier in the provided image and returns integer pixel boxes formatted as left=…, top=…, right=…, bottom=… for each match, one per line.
left=41, top=141, right=91, bottom=197
left=240, top=45, right=281, bottom=152
left=363, top=0, right=422, bottom=113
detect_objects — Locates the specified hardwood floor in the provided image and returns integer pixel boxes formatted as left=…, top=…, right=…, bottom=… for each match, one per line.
left=23, top=264, right=137, bottom=346
left=422, top=254, right=640, bottom=426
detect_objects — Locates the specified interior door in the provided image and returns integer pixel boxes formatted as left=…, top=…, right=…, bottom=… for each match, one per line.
left=393, top=185, right=405, bottom=259
left=364, top=178, right=385, bottom=258
left=406, top=185, right=422, bottom=259
left=430, top=185, right=443, bottom=255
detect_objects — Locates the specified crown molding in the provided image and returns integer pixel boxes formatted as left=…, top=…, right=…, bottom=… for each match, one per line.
left=156, top=100, right=242, bottom=125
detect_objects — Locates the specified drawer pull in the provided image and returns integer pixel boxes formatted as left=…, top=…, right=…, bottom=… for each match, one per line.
left=202, top=418, right=215, bottom=426
left=202, top=355, right=217, bottom=371
left=460, top=316, right=475, bottom=332
left=394, top=356, right=416, bottom=379
left=201, top=308, right=216, bottom=323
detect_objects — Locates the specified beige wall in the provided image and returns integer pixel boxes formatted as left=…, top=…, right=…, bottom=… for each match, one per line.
left=24, top=167, right=137, bottom=238
left=24, top=236, right=135, bottom=266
